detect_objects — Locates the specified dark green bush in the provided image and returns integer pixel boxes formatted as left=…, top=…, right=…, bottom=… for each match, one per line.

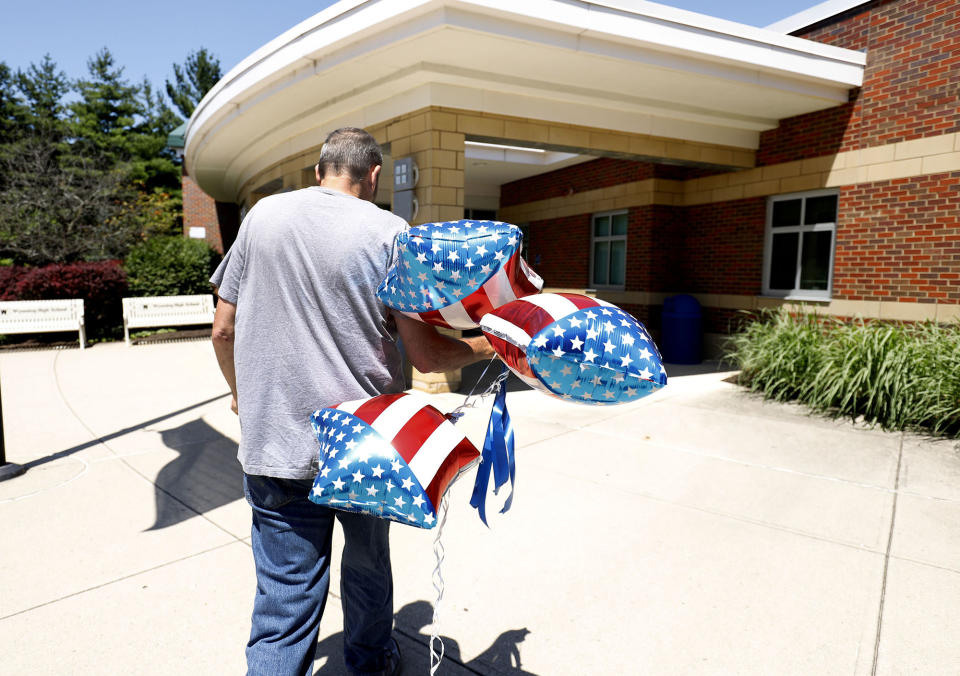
left=124, top=236, right=219, bottom=297
left=730, top=308, right=960, bottom=437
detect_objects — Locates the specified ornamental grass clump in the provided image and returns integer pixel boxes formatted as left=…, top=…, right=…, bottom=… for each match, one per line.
left=730, top=308, right=960, bottom=438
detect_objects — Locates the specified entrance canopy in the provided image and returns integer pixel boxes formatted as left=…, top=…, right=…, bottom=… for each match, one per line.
left=185, top=0, right=865, bottom=202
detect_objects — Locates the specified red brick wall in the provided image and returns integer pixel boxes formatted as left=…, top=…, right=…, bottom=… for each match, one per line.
left=526, top=214, right=591, bottom=288
left=500, top=158, right=702, bottom=207
left=834, top=171, right=960, bottom=302
left=760, top=0, right=960, bottom=162
left=501, top=159, right=653, bottom=207
left=182, top=174, right=224, bottom=253
left=682, top=199, right=767, bottom=296
left=757, top=101, right=857, bottom=166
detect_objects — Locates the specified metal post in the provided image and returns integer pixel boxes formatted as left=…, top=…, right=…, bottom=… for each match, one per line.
left=0, top=369, right=26, bottom=481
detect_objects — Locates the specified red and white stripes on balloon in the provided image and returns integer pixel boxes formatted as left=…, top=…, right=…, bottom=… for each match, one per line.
left=334, top=394, right=478, bottom=511
left=400, top=250, right=543, bottom=329
left=479, top=293, right=614, bottom=392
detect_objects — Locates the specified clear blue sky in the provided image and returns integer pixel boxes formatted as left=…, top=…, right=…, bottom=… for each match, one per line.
left=1, top=0, right=819, bottom=106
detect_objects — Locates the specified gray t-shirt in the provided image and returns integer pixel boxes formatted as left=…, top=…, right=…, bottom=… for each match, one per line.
left=211, top=186, right=408, bottom=479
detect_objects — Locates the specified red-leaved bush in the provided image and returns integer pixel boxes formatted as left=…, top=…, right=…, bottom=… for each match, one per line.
left=1, top=261, right=128, bottom=338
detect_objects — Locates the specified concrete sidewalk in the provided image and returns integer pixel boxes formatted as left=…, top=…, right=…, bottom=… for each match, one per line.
left=1, top=340, right=959, bottom=675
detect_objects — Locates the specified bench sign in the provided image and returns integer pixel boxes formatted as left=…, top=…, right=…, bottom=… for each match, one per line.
left=0, top=299, right=86, bottom=348
left=122, top=294, right=216, bottom=345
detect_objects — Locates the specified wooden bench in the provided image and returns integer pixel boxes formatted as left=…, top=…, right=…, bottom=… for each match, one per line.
left=0, top=299, right=86, bottom=349
left=122, top=294, right=216, bottom=345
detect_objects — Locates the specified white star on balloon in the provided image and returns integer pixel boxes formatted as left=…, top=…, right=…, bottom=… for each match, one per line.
left=332, top=477, right=346, bottom=490
left=371, top=464, right=385, bottom=478
left=401, top=477, right=414, bottom=490
left=351, top=470, right=366, bottom=483
left=569, top=336, right=584, bottom=351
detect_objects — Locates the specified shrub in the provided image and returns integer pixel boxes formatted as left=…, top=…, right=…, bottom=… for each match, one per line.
left=124, top=236, right=219, bottom=297
left=8, top=261, right=129, bottom=338
left=0, top=265, right=20, bottom=300
left=730, top=308, right=960, bottom=437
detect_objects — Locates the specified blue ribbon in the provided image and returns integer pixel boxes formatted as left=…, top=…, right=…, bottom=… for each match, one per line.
left=469, top=363, right=515, bottom=526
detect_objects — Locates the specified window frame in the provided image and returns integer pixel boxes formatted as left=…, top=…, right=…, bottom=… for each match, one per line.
left=762, top=189, right=839, bottom=301
left=589, top=209, right=628, bottom=291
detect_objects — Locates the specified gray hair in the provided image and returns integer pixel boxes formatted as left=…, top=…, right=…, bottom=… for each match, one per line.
left=317, top=127, right=383, bottom=183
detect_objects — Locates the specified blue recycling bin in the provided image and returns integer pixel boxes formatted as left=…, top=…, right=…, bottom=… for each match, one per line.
left=661, top=294, right=702, bottom=364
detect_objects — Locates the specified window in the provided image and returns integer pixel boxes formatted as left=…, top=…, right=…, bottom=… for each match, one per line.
left=591, top=211, right=627, bottom=288
left=763, top=190, right=838, bottom=300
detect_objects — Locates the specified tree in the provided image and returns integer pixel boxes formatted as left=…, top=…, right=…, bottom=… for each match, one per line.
left=0, top=63, right=29, bottom=146
left=165, top=47, right=222, bottom=119
left=0, top=49, right=192, bottom=266
left=69, top=48, right=143, bottom=167
left=0, top=139, right=142, bottom=264
left=15, top=55, right=70, bottom=142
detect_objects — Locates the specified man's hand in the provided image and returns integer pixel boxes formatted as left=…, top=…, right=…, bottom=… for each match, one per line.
left=392, top=311, right=495, bottom=373
left=230, top=395, right=239, bottom=415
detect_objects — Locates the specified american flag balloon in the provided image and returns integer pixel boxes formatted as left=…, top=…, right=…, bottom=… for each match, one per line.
left=309, top=393, right=479, bottom=528
left=480, top=293, right=667, bottom=405
left=377, top=220, right=543, bottom=329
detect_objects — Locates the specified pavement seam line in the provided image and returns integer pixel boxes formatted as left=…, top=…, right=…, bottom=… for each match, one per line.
left=50, top=351, right=247, bottom=545
left=0, top=540, right=241, bottom=622
left=871, top=432, right=904, bottom=676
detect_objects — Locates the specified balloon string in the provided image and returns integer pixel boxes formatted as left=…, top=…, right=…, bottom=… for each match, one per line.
left=429, top=495, right=449, bottom=675
left=447, top=356, right=507, bottom=423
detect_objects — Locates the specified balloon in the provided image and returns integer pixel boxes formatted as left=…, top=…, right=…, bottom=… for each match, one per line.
left=309, top=393, right=479, bottom=528
left=479, top=293, right=667, bottom=405
left=377, top=219, right=542, bottom=329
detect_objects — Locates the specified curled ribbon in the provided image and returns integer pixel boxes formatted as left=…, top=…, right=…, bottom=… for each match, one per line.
left=469, top=362, right=516, bottom=526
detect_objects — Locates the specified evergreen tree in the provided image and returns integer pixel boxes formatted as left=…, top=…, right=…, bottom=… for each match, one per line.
left=70, top=47, right=142, bottom=166
left=0, top=63, right=29, bottom=146
left=15, top=55, right=70, bottom=142
left=0, top=49, right=190, bottom=265
left=165, top=47, right=222, bottom=119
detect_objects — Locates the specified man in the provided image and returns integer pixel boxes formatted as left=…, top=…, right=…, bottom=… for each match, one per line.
left=210, top=127, right=493, bottom=676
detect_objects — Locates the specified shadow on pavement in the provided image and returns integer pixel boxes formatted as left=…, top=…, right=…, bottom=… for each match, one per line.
left=19, top=393, right=231, bottom=471
left=150, top=417, right=243, bottom=530
left=314, top=600, right=537, bottom=675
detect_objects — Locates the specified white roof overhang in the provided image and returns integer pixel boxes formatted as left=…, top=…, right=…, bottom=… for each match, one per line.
left=185, top=0, right=866, bottom=202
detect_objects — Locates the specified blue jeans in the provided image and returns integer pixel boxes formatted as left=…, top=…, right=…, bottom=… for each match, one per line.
left=243, top=474, right=396, bottom=676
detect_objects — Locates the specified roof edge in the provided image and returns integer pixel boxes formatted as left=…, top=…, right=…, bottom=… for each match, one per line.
left=765, top=0, right=871, bottom=34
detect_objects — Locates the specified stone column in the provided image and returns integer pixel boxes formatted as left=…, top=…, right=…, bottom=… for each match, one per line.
left=385, top=110, right=467, bottom=393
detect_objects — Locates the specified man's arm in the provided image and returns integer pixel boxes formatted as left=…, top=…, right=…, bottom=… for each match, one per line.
left=211, top=297, right=239, bottom=414
left=393, top=311, right=495, bottom=373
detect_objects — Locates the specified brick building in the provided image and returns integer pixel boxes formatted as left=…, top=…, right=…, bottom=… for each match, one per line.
left=184, top=0, right=958, bottom=355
